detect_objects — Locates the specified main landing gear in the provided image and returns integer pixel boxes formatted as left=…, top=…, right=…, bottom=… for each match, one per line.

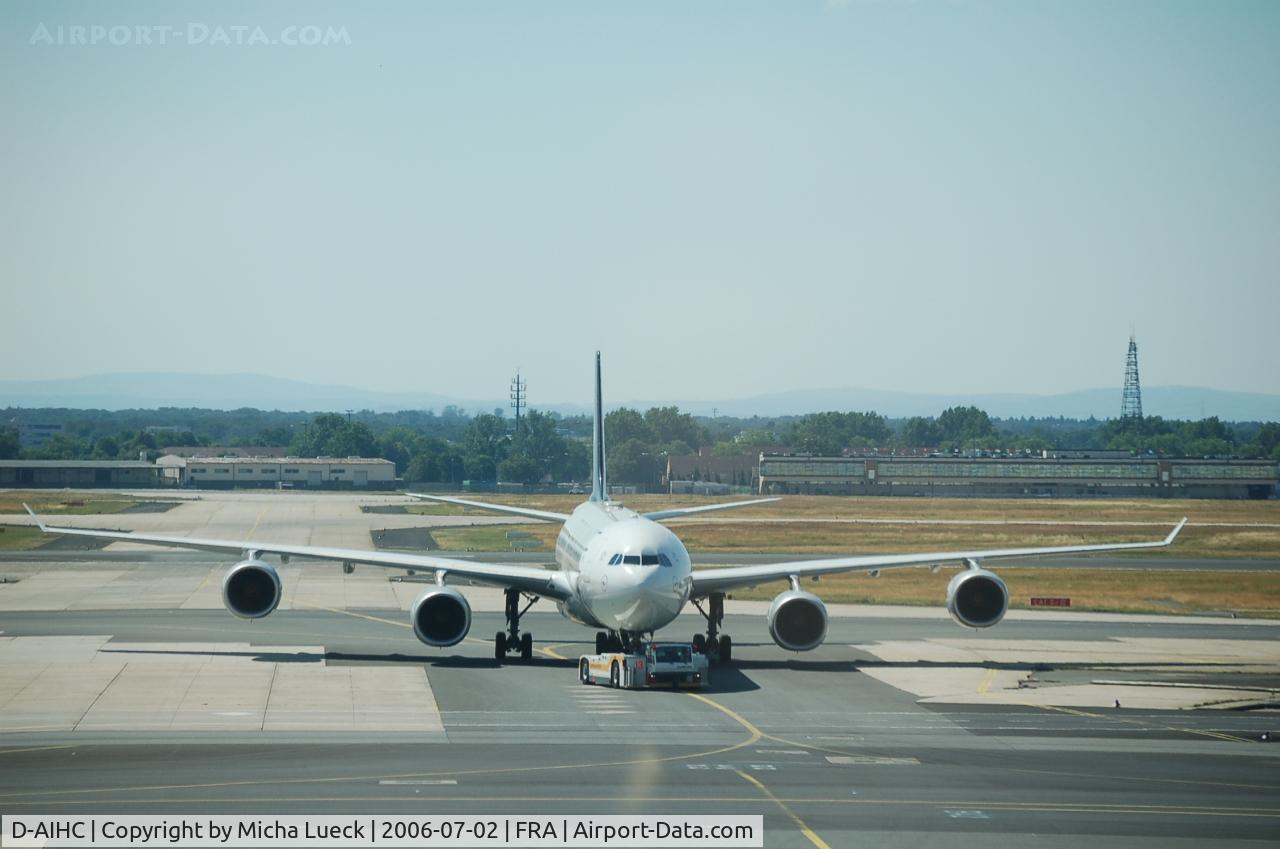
left=691, top=592, right=732, bottom=663
left=495, top=588, right=539, bottom=663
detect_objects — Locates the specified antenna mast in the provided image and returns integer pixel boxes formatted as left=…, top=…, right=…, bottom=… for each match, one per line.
left=1121, top=335, right=1143, bottom=419
left=510, top=371, right=526, bottom=435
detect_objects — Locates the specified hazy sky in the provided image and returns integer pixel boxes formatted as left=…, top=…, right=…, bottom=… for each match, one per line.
left=3, top=1, right=1277, bottom=406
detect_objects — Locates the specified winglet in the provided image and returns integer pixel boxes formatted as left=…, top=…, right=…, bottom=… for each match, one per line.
left=1164, top=517, right=1188, bottom=546
left=22, top=503, right=48, bottom=533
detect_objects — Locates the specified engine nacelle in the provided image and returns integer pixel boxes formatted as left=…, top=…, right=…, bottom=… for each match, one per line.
left=411, top=587, right=472, bottom=648
left=222, top=559, right=282, bottom=620
left=946, top=568, right=1009, bottom=628
left=767, top=589, right=828, bottom=652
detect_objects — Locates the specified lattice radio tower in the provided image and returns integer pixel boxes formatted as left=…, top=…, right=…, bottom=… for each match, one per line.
left=1121, top=335, right=1143, bottom=419
left=510, top=371, right=526, bottom=434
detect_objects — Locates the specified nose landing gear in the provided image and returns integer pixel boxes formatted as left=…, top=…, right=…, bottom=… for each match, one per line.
left=495, top=588, right=539, bottom=663
left=594, top=630, right=643, bottom=654
left=692, top=592, right=732, bottom=663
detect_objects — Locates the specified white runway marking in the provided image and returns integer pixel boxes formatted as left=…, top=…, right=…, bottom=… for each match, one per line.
left=567, top=687, right=635, bottom=715
left=379, top=780, right=458, bottom=786
left=827, top=755, right=921, bottom=765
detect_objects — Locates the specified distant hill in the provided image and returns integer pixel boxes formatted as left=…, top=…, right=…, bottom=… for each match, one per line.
left=1, top=373, right=1277, bottom=421
left=0, top=373, right=484, bottom=414
left=655, top=385, right=1280, bottom=422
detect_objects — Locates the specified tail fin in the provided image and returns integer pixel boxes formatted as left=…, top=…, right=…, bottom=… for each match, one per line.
left=591, top=351, right=607, bottom=502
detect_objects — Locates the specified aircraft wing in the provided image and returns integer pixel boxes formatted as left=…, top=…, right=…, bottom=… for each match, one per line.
left=23, top=505, right=573, bottom=599
left=642, top=497, right=781, bottom=521
left=689, top=518, right=1188, bottom=596
left=405, top=493, right=570, bottom=522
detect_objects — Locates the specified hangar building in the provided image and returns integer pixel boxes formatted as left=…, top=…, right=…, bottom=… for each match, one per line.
left=0, top=460, right=164, bottom=488
left=175, top=456, right=396, bottom=489
left=757, top=454, right=1279, bottom=499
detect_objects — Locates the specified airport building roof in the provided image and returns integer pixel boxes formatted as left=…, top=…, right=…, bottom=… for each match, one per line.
left=160, top=446, right=290, bottom=458
left=181, top=456, right=393, bottom=465
left=0, top=460, right=156, bottom=469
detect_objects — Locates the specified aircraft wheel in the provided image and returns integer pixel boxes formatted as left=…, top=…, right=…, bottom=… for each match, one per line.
left=579, top=658, right=591, bottom=685
left=595, top=632, right=608, bottom=654
left=494, top=631, right=506, bottom=662
left=692, top=633, right=706, bottom=654
left=718, top=635, right=732, bottom=663
left=610, top=660, right=621, bottom=689
left=520, top=632, right=533, bottom=661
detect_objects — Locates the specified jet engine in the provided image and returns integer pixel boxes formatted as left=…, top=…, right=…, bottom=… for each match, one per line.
left=946, top=567, right=1008, bottom=628
left=222, top=559, right=282, bottom=619
left=767, top=589, right=828, bottom=652
left=411, top=587, right=472, bottom=647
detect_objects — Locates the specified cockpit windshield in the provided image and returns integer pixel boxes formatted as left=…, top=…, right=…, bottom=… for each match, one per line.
left=608, top=553, right=674, bottom=567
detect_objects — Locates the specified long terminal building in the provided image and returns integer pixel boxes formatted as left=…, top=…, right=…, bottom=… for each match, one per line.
left=0, top=457, right=396, bottom=489
left=756, top=454, right=1278, bottom=499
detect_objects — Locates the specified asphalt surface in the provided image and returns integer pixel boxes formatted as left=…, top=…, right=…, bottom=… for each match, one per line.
left=1, top=607, right=1277, bottom=848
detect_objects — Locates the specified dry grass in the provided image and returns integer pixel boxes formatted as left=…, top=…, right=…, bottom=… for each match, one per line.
left=412, top=492, right=1280, bottom=558
left=402, top=502, right=497, bottom=517
left=0, top=526, right=52, bottom=550
left=420, top=515, right=1278, bottom=560
left=0, top=492, right=143, bottom=516
left=408, top=492, right=1280, bottom=525
left=667, top=521, right=1279, bottom=559
left=430, top=524, right=559, bottom=551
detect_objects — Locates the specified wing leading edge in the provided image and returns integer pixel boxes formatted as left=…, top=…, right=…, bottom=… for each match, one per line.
left=642, top=497, right=781, bottom=522
left=689, top=518, right=1188, bottom=597
left=22, top=504, right=573, bottom=599
left=404, top=493, right=571, bottom=522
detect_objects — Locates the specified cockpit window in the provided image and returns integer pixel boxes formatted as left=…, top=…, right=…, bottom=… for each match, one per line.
left=612, top=553, right=672, bottom=566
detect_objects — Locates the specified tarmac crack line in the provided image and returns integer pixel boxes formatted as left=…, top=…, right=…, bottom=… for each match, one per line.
left=260, top=662, right=279, bottom=731
left=71, top=661, right=128, bottom=732
left=168, top=655, right=210, bottom=732
left=0, top=660, right=50, bottom=711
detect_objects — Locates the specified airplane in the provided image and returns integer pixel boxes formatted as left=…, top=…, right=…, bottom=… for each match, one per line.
left=24, top=353, right=1188, bottom=665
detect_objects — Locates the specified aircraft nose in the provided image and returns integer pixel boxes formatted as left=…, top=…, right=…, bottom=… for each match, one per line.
left=639, top=558, right=689, bottom=596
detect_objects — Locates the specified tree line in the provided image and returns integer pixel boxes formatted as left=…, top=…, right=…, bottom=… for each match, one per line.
left=3, top=404, right=1277, bottom=487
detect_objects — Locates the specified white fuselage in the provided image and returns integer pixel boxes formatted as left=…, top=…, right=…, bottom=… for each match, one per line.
left=553, top=500, right=692, bottom=633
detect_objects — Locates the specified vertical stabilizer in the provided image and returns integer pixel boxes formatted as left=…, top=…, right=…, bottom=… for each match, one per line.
left=591, top=351, right=607, bottom=502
